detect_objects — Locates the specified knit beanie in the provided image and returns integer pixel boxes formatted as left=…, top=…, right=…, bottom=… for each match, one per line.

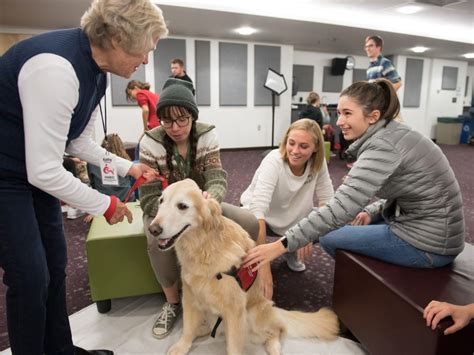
left=156, top=78, right=199, bottom=119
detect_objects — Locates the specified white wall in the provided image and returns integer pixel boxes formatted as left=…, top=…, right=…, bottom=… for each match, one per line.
left=196, top=40, right=294, bottom=149
left=97, top=37, right=294, bottom=149
left=465, top=65, right=474, bottom=107
left=398, top=57, right=468, bottom=139
left=396, top=55, right=433, bottom=138
left=293, top=51, right=469, bottom=139
left=4, top=29, right=469, bottom=146
left=292, top=51, right=370, bottom=105
left=425, top=59, right=468, bottom=138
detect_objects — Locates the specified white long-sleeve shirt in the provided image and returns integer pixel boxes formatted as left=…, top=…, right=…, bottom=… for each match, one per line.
left=18, top=53, right=132, bottom=216
left=240, top=149, right=334, bottom=235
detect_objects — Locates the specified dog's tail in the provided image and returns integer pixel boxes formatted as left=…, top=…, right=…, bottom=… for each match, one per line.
left=276, top=307, right=339, bottom=340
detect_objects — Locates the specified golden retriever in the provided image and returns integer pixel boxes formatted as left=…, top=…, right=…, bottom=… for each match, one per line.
left=149, top=179, right=339, bottom=355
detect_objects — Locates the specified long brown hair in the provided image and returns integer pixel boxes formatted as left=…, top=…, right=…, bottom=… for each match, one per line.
left=101, top=133, right=131, bottom=160
left=340, top=78, right=400, bottom=126
left=160, top=106, right=198, bottom=177
left=126, top=80, right=151, bottom=101
left=279, top=118, right=326, bottom=174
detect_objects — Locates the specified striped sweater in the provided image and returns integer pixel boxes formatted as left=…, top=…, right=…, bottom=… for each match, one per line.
left=139, top=122, right=227, bottom=217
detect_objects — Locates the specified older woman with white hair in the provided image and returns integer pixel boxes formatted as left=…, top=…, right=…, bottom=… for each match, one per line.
left=0, top=1, right=167, bottom=354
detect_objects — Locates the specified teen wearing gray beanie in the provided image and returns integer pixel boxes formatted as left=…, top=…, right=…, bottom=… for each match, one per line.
left=156, top=78, right=199, bottom=120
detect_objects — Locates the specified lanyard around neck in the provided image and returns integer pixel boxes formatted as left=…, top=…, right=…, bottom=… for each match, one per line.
left=96, top=76, right=108, bottom=148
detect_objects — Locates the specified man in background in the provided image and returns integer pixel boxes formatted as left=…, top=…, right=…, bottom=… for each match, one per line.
left=365, top=35, right=402, bottom=91
left=170, top=58, right=193, bottom=84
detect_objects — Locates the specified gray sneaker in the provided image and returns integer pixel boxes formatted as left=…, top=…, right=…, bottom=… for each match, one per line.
left=285, top=252, right=306, bottom=272
left=152, top=302, right=181, bottom=339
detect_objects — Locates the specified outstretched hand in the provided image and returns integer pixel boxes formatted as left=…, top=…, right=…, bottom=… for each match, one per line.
left=127, top=163, right=156, bottom=180
left=243, top=241, right=286, bottom=272
left=107, top=200, right=133, bottom=225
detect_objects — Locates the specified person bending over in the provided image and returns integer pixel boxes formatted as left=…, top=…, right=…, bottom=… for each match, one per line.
left=0, top=0, right=168, bottom=353
left=126, top=80, right=160, bottom=131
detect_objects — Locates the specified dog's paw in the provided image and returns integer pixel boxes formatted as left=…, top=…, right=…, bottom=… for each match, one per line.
left=167, top=341, right=191, bottom=355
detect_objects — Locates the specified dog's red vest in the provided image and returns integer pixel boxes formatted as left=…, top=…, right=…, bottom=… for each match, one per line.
left=212, top=263, right=258, bottom=337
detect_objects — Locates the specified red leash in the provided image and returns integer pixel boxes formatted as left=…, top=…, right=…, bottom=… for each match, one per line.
left=123, top=172, right=169, bottom=203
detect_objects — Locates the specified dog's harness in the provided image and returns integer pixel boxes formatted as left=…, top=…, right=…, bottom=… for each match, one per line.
left=211, top=263, right=258, bottom=337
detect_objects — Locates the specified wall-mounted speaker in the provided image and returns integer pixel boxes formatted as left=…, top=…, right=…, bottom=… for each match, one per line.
left=331, top=58, right=347, bottom=76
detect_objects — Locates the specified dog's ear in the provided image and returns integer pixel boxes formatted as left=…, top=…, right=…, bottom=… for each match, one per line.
left=207, top=198, right=221, bottom=216
left=202, top=198, right=222, bottom=232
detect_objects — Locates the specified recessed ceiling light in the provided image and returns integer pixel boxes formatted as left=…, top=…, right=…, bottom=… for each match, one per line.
left=235, top=26, right=257, bottom=36
left=396, top=5, right=424, bottom=14
left=410, top=46, right=429, bottom=53
left=462, top=53, right=474, bottom=59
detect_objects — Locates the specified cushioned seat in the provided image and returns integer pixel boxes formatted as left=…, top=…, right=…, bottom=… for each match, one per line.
left=333, top=244, right=474, bottom=355
left=324, top=141, right=331, bottom=163
left=86, top=201, right=161, bottom=313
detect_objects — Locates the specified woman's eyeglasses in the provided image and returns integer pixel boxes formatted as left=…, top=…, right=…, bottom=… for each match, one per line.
left=160, top=115, right=191, bottom=128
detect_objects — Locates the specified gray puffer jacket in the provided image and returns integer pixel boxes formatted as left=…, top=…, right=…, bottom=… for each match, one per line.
left=285, top=119, right=465, bottom=256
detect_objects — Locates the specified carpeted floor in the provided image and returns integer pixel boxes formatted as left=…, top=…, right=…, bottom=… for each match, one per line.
left=0, top=144, right=473, bottom=351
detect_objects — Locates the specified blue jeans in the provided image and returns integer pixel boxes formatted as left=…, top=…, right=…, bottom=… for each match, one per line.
left=0, top=170, right=74, bottom=355
left=319, top=223, right=455, bottom=268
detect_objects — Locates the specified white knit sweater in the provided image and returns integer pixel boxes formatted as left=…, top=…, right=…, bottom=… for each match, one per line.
left=241, top=149, right=334, bottom=235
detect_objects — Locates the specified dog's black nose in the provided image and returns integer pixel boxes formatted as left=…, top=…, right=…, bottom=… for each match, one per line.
left=148, top=224, right=163, bottom=237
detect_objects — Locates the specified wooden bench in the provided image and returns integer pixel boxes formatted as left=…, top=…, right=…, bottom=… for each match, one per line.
left=86, top=201, right=162, bottom=313
left=333, top=244, right=474, bottom=355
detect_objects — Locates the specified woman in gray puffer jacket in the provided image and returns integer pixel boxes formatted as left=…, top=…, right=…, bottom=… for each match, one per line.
left=244, top=78, right=464, bottom=269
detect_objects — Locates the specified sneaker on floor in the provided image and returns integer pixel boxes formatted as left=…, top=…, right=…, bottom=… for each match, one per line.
left=152, top=302, right=181, bottom=339
left=67, top=207, right=85, bottom=219
left=285, top=252, right=306, bottom=272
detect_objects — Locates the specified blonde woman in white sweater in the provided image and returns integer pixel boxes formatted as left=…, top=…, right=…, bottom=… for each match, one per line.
left=241, top=119, right=334, bottom=299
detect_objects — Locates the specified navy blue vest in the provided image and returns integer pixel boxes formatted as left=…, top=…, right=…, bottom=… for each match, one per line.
left=0, top=28, right=106, bottom=175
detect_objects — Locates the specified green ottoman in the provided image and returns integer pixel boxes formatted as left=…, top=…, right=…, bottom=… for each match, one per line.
left=86, top=201, right=162, bottom=313
left=324, top=141, right=331, bottom=163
